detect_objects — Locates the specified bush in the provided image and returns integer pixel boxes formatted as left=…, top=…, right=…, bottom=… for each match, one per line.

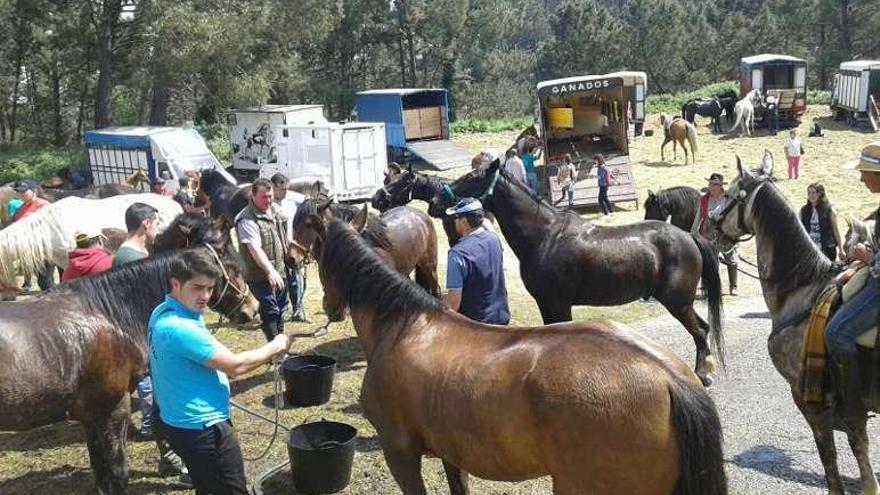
left=450, top=117, right=534, bottom=135
left=0, top=143, right=86, bottom=185
left=197, top=124, right=231, bottom=165
left=808, top=89, right=831, bottom=105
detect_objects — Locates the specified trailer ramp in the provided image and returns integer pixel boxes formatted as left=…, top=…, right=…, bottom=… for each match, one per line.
left=406, top=140, right=473, bottom=171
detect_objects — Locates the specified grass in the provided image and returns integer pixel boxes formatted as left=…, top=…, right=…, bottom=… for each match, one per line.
left=450, top=116, right=534, bottom=134
left=1, top=105, right=879, bottom=494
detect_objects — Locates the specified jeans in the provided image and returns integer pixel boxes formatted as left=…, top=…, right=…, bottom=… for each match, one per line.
left=526, top=172, right=539, bottom=193
left=249, top=280, right=289, bottom=341
left=287, top=267, right=305, bottom=318
left=561, top=183, right=574, bottom=207
left=826, top=276, right=880, bottom=356
left=136, top=375, right=154, bottom=432
left=598, top=186, right=613, bottom=215
left=768, top=114, right=779, bottom=135
left=162, top=420, right=247, bottom=495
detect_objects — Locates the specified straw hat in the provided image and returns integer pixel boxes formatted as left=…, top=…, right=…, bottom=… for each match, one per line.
left=857, top=142, right=880, bottom=172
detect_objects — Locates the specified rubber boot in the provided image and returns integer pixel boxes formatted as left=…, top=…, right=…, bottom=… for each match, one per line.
left=727, top=263, right=738, bottom=296
left=261, top=320, right=279, bottom=342
left=831, top=350, right=866, bottom=424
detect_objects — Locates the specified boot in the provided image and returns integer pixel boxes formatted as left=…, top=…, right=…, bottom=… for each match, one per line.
left=261, top=320, right=279, bottom=342
left=831, top=351, right=866, bottom=424
left=727, top=264, right=738, bottom=296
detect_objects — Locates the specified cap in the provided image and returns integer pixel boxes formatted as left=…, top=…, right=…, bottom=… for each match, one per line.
left=857, top=142, right=880, bottom=172
left=706, top=173, right=726, bottom=185
left=445, top=197, right=483, bottom=217
left=74, top=226, right=106, bottom=244
left=13, top=179, right=38, bottom=193
left=766, top=96, right=777, bottom=104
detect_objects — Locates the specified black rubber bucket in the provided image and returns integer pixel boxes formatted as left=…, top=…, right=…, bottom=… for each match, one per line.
left=282, top=354, right=336, bottom=407
left=287, top=420, right=357, bottom=494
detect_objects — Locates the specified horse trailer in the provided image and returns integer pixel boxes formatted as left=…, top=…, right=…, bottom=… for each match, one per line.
left=225, top=105, right=327, bottom=180
left=84, top=126, right=231, bottom=194
left=535, top=71, right=645, bottom=209
left=354, top=88, right=472, bottom=170
left=831, top=60, right=880, bottom=131
left=739, top=54, right=807, bottom=122
left=259, top=122, right=387, bottom=202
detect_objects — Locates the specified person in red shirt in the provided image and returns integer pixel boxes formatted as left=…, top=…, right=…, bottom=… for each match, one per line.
left=151, top=177, right=175, bottom=198
left=12, top=179, right=50, bottom=222
left=61, top=227, right=114, bottom=282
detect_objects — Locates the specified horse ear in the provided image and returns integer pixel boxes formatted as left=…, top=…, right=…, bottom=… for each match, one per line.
left=647, top=189, right=654, bottom=197
left=736, top=156, right=744, bottom=177
left=317, top=196, right=333, bottom=213
left=309, top=181, right=323, bottom=199
left=407, top=162, right=413, bottom=174
left=760, top=149, right=774, bottom=176
left=351, top=204, right=368, bottom=233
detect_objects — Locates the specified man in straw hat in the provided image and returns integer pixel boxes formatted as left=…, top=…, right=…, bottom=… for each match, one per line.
left=825, top=141, right=880, bottom=421
left=692, top=173, right=738, bottom=296
left=765, top=95, right=779, bottom=136
left=61, top=227, right=113, bottom=282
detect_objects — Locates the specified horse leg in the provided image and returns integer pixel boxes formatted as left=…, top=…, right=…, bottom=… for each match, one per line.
left=665, top=303, right=713, bottom=386
left=796, top=404, right=845, bottom=494
left=382, top=446, right=427, bottom=495
left=673, top=140, right=678, bottom=161
left=82, top=395, right=131, bottom=495
left=414, top=264, right=440, bottom=299
left=442, top=460, right=470, bottom=495
left=844, top=420, right=880, bottom=494
left=660, top=139, right=667, bottom=162
left=537, top=299, right=573, bottom=324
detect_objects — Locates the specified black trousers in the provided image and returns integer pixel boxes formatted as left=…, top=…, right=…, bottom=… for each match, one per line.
left=161, top=420, right=248, bottom=495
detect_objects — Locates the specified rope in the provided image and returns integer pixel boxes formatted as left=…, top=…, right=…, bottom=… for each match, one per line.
left=233, top=359, right=284, bottom=463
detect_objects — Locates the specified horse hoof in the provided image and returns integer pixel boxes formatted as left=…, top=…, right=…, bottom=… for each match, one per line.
left=699, top=374, right=714, bottom=387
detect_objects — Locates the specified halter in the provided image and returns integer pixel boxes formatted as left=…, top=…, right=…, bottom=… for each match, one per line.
left=288, top=238, right=314, bottom=266
left=713, top=180, right=767, bottom=245
left=479, top=170, right=500, bottom=202
left=204, top=244, right=251, bottom=320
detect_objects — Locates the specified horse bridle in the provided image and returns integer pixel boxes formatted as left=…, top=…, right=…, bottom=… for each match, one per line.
left=204, top=244, right=251, bottom=320
left=713, top=180, right=768, bottom=245
left=441, top=169, right=501, bottom=206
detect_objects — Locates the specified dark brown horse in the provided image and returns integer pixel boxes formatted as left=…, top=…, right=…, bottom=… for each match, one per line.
left=197, top=168, right=250, bottom=230
left=290, top=197, right=440, bottom=297
left=308, top=213, right=727, bottom=494
left=428, top=159, right=724, bottom=386
left=644, top=186, right=701, bottom=231
left=371, top=167, right=461, bottom=245
left=0, top=214, right=259, bottom=495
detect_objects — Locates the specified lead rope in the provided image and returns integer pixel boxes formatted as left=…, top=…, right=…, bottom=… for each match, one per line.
left=233, top=358, right=284, bottom=463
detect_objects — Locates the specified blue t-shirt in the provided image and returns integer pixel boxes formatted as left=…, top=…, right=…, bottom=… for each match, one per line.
left=149, top=294, right=230, bottom=430
left=446, top=228, right=510, bottom=325
left=522, top=153, right=537, bottom=174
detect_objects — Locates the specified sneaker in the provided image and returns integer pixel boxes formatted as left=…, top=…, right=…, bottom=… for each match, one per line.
left=730, top=287, right=738, bottom=296
left=158, top=451, right=187, bottom=478
left=129, top=427, right=154, bottom=442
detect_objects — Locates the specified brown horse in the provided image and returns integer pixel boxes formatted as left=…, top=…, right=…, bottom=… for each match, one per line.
left=660, top=113, right=699, bottom=164
left=309, top=212, right=728, bottom=495
left=0, top=214, right=259, bottom=495
left=290, top=197, right=440, bottom=297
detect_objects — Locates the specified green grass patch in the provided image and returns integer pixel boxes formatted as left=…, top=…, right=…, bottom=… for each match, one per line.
left=0, top=143, right=86, bottom=185
left=450, top=116, right=533, bottom=135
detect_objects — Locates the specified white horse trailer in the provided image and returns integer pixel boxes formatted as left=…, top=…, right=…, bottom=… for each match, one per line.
left=259, top=122, right=387, bottom=202
left=226, top=105, right=327, bottom=178
left=831, top=60, right=880, bottom=131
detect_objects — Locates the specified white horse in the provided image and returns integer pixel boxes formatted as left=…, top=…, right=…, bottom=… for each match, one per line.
left=728, top=89, right=761, bottom=137
left=843, top=216, right=876, bottom=260
left=0, top=193, right=182, bottom=291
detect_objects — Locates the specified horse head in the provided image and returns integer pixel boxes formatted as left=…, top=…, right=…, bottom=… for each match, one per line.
left=372, top=169, right=415, bottom=212
left=428, top=158, right=502, bottom=218
left=715, top=154, right=774, bottom=244
left=309, top=205, right=369, bottom=322
left=843, top=216, right=874, bottom=260
left=288, top=195, right=335, bottom=267
left=643, top=189, right=669, bottom=221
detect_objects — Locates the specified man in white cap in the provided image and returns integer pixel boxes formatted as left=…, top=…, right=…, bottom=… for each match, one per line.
left=443, top=197, right=510, bottom=325
left=825, top=141, right=880, bottom=422
left=61, top=227, right=113, bottom=282
left=766, top=95, right=779, bottom=136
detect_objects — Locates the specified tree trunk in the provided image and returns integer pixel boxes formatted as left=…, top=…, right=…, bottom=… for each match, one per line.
left=92, top=0, right=124, bottom=129
left=51, top=65, right=64, bottom=146
left=28, top=67, right=43, bottom=143
left=10, top=52, right=24, bottom=142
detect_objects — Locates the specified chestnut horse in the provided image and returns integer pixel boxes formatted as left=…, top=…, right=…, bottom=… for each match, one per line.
left=428, top=159, right=724, bottom=386
left=289, top=197, right=440, bottom=297
left=660, top=113, right=699, bottom=164
left=309, top=212, right=727, bottom=495
left=0, top=214, right=259, bottom=494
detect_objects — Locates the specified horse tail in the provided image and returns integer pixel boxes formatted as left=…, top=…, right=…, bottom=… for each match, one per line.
left=681, top=103, right=688, bottom=120
left=692, top=234, right=725, bottom=368
left=685, top=122, right=698, bottom=162
left=728, top=105, right=742, bottom=133
left=669, top=374, right=728, bottom=495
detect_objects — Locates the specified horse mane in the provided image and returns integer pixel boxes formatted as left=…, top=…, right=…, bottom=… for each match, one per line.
left=321, top=219, right=441, bottom=327
left=411, top=172, right=443, bottom=200
left=0, top=203, right=64, bottom=284
left=658, top=186, right=700, bottom=208
left=53, top=253, right=178, bottom=356
left=749, top=177, right=833, bottom=293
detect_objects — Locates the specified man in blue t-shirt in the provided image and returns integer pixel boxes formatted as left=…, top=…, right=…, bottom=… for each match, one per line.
left=150, top=250, right=292, bottom=494
left=443, top=197, right=510, bottom=325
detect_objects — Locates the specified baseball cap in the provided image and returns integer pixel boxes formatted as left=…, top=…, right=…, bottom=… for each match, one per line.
left=13, top=179, right=38, bottom=192
left=445, top=197, right=483, bottom=217
left=74, top=226, right=106, bottom=244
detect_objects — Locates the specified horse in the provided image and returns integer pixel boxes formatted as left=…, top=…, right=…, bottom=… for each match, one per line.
left=714, top=90, right=737, bottom=123
left=682, top=98, right=724, bottom=133
left=427, top=159, right=725, bottom=386
left=289, top=197, right=440, bottom=297
left=714, top=155, right=880, bottom=494
left=371, top=166, right=461, bottom=245
left=843, top=216, right=875, bottom=260
left=0, top=194, right=182, bottom=291
left=197, top=168, right=250, bottom=229
left=644, top=186, right=701, bottom=231
left=660, top=113, right=699, bottom=164
left=0, top=222, right=259, bottom=494
left=728, top=89, right=761, bottom=137
left=307, top=212, right=728, bottom=495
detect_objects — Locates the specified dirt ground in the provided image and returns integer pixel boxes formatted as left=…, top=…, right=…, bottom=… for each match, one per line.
left=1, top=106, right=878, bottom=494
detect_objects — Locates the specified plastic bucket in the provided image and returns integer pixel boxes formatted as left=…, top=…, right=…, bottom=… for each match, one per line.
left=287, top=420, right=357, bottom=494
left=282, top=354, right=336, bottom=407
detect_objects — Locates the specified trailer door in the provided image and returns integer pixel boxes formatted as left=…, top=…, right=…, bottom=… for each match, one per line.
left=634, top=80, right=646, bottom=120
left=751, top=69, right=763, bottom=92
left=794, top=66, right=806, bottom=95
left=340, top=127, right=381, bottom=193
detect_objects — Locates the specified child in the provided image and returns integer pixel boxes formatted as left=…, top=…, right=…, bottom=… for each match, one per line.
left=784, top=129, right=803, bottom=180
